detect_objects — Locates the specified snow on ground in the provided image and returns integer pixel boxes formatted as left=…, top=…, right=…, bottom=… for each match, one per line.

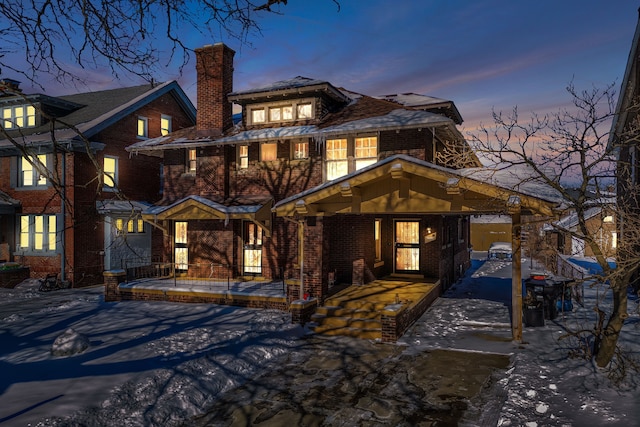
left=1, top=254, right=639, bottom=426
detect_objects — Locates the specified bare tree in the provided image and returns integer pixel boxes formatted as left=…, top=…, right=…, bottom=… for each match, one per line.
left=469, top=82, right=638, bottom=368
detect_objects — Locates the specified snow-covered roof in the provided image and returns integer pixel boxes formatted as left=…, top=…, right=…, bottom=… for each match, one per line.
left=0, top=81, right=195, bottom=150
left=144, top=195, right=266, bottom=216
left=96, top=200, right=152, bottom=215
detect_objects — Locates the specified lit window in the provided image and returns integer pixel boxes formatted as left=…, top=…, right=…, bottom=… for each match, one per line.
left=17, top=214, right=57, bottom=252
left=251, top=109, right=265, bottom=124
left=612, top=232, right=617, bottom=249
left=187, top=149, right=197, bottom=173
left=2, top=105, right=36, bottom=129
left=161, top=115, right=172, bottom=136
left=127, top=220, right=134, bottom=233
left=20, top=154, right=48, bottom=187
left=115, top=219, right=124, bottom=234
left=374, top=219, right=382, bottom=261
left=603, top=215, right=614, bottom=223
left=269, top=106, right=293, bottom=122
left=239, top=145, right=249, bottom=169
left=137, top=117, right=148, bottom=138
left=137, top=219, right=144, bottom=233
left=104, top=156, right=117, bottom=188
left=261, top=142, right=277, bottom=161
left=293, top=141, right=309, bottom=159
left=326, top=139, right=348, bottom=181
left=355, top=136, right=378, bottom=170
left=297, top=103, right=312, bottom=119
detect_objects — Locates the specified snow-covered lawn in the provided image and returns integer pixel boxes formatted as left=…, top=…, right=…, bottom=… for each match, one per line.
left=1, top=254, right=639, bottom=426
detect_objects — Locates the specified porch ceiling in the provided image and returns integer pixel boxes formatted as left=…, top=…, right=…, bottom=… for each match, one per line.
left=273, top=155, right=560, bottom=218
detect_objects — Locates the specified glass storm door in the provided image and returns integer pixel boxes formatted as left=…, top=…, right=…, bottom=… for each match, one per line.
left=395, top=220, right=420, bottom=273
left=174, top=221, right=188, bottom=271
left=243, top=222, right=263, bottom=275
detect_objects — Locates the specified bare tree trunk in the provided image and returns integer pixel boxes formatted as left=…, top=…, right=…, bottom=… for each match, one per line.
left=594, top=283, right=628, bottom=367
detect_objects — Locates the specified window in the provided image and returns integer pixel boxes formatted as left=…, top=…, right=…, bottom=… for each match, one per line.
left=175, top=221, right=188, bottom=270
left=2, top=105, right=36, bottom=129
left=115, top=218, right=124, bottom=234
left=293, top=141, right=309, bottom=160
left=603, top=215, right=614, bottom=223
left=20, top=155, right=48, bottom=187
left=18, top=214, right=57, bottom=252
left=187, top=149, right=197, bottom=173
left=269, top=106, right=293, bottom=122
left=161, top=115, right=172, bottom=136
left=137, top=117, right=148, bottom=138
left=103, top=156, right=117, bottom=189
left=355, top=137, right=378, bottom=170
left=374, top=219, right=382, bottom=262
left=297, top=103, right=312, bottom=119
left=325, top=136, right=378, bottom=181
left=116, top=217, right=145, bottom=234
left=239, top=145, right=249, bottom=169
left=261, top=143, right=277, bottom=161
left=326, top=139, right=348, bottom=181
left=251, top=108, right=266, bottom=124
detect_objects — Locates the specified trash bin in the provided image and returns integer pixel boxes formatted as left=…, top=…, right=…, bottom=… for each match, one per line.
left=555, top=278, right=575, bottom=313
left=523, top=304, right=545, bottom=327
left=524, top=274, right=573, bottom=322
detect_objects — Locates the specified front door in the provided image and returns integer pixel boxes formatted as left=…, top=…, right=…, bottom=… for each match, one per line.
left=395, top=220, right=420, bottom=273
left=243, top=222, right=262, bottom=275
left=174, top=221, right=188, bottom=272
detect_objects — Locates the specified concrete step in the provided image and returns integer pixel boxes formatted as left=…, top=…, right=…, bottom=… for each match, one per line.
left=315, top=306, right=382, bottom=319
left=311, top=324, right=382, bottom=340
left=310, top=314, right=381, bottom=329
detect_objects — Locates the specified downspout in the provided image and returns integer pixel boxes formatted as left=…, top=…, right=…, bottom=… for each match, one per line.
left=60, top=150, right=66, bottom=283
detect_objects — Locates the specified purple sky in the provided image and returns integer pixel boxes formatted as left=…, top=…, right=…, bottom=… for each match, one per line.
left=12, top=0, right=639, bottom=132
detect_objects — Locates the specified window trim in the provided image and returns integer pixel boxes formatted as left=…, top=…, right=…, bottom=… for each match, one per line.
left=247, top=98, right=316, bottom=125
left=2, top=104, right=36, bottom=129
left=292, top=141, right=309, bottom=160
left=16, top=214, right=59, bottom=254
left=137, top=116, right=148, bottom=139
left=19, top=154, right=48, bottom=188
left=161, top=115, right=172, bottom=136
left=186, top=148, right=197, bottom=174
left=260, top=142, right=278, bottom=162
left=103, top=155, right=118, bottom=190
left=325, top=135, right=378, bottom=182
left=238, top=145, right=249, bottom=169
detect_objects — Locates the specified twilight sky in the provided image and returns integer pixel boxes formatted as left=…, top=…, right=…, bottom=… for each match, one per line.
left=13, top=0, right=640, bottom=132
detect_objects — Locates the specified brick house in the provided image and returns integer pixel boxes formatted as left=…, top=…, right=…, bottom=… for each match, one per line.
left=0, top=79, right=196, bottom=286
left=128, top=43, right=561, bottom=311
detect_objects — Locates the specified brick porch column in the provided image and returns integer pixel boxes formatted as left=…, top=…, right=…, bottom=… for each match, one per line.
left=103, top=269, right=126, bottom=302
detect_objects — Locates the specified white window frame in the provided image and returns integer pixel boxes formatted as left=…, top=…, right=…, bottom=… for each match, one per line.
left=18, top=214, right=58, bottom=253
left=187, top=148, right=197, bottom=173
left=292, top=141, right=309, bottom=160
left=325, top=138, right=349, bottom=181
left=325, top=135, right=378, bottom=182
left=250, top=108, right=266, bottom=124
left=238, top=145, right=249, bottom=169
left=103, top=155, right=118, bottom=189
left=137, top=116, right=148, bottom=138
left=297, top=103, right=313, bottom=119
left=19, top=154, right=48, bottom=187
left=161, top=115, right=172, bottom=136
left=2, top=105, right=36, bottom=129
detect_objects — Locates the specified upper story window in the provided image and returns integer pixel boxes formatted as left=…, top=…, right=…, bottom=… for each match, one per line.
left=103, top=156, right=118, bottom=189
left=248, top=99, right=315, bottom=125
left=297, top=103, right=312, bottom=119
left=261, top=142, right=277, bottom=161
left=238, top=145, right=249, bottom=169
left=251, top=109, right=266, bottom=124
left=161, top=115, right=172, bottom=136
left=2, top=105, right=36, bottom=129
left=325, top=136, right=378, bottom=181
left=186, top=149, right=197, bottom=173
left=293, top=141, right=309, bottom=160
left=20, top=155, right=48, bottom=187
left=137, top=116, right=148, bottom=138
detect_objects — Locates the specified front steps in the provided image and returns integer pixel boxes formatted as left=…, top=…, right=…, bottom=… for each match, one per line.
left=310, top=294, right=389, bottom=340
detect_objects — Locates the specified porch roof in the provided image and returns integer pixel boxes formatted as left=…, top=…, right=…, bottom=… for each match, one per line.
left=142, top=195, right=273, bottom=236
left=273, top=155, right=563, bottom=218
left=0, top=190, right=19, bottom=214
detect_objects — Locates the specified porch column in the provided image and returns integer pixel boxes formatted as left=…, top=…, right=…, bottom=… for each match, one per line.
left=511, top=208, right=522, bottom=341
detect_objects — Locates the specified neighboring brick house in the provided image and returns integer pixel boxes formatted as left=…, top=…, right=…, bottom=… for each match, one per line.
left=0, top=79, right=196, bottom=286
left=128, top=43, right=558, bottom=305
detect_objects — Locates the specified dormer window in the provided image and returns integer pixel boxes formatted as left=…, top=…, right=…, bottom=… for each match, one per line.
left=248, top=99, right=315, bottom=125
left=297, top=103, right=312, bottom=119
left=251, top=109, right=266, bottom=124
left=2, top=105, right=36, bottom=129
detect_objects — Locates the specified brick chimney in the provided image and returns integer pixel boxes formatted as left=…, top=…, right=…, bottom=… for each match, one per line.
left=195, top=43, right=235, bottom=134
